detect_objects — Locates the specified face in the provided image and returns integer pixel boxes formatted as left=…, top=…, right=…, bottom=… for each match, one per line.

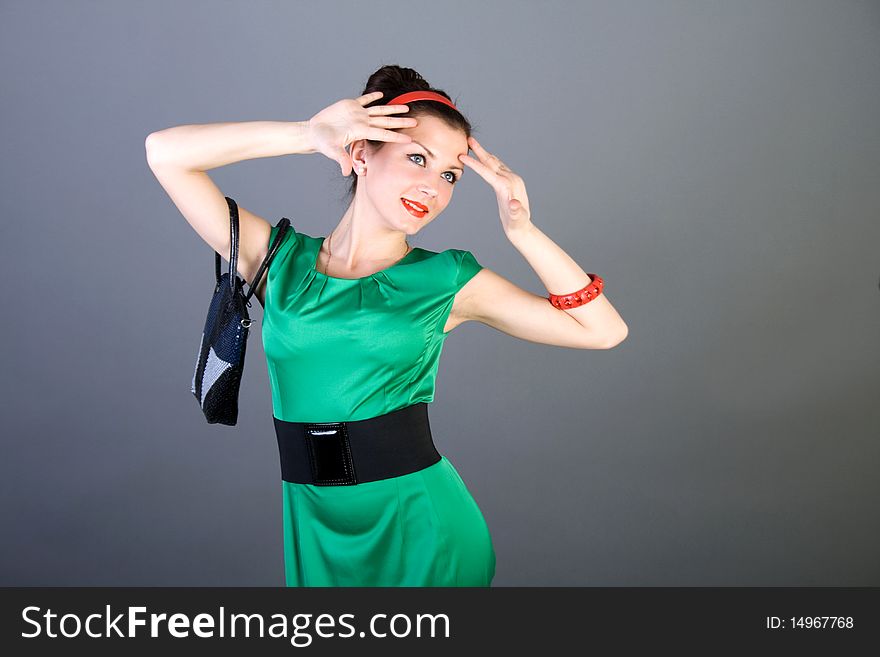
left=350, top=114, right=469, bottom=234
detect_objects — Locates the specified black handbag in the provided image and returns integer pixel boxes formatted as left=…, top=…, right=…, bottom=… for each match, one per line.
left=191, top=196, right=290, bottom=425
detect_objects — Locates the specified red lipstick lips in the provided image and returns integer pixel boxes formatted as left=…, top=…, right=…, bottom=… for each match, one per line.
left=401, top=198, right=428, bottom=217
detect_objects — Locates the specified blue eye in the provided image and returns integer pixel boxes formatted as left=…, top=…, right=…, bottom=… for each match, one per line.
left=408, top=153, right=458, bottom=184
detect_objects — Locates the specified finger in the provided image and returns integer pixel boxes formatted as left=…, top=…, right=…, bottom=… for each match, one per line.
left=371, top=117, right=418, bottom=130
left=458, top=152, right=499, bottom=183
left=367, top=104, right=411, bottom=115
left=467, top=136, right=494, bottom=161
left=367, top=127, right=414, bottom=143
left=460, top=152, right=497, bottom=172
left=357, top=91, right=385, bottom=104
left=468, top=137, right=508, bottom=172
left=370, top=116, right=418, bottom=129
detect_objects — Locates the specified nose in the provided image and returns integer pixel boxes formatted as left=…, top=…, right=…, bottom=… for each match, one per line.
left=418, top=183, right=437, bottom=200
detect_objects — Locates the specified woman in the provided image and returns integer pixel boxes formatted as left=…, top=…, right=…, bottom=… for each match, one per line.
left=146, top=65, right=628, bottom=587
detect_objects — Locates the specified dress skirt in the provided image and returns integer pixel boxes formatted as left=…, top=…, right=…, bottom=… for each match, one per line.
left=280, top=455, right=496, bottom=587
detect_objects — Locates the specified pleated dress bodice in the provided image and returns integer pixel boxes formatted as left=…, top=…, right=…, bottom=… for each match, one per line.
left=262, top=223, right=484, bottom=423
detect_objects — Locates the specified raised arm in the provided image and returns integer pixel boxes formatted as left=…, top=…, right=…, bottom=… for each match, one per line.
left=145, top=121, right=316, bottom=305
left=146, top=93, right=418, bottom=306
left=455, top=136, right=628, bottom=349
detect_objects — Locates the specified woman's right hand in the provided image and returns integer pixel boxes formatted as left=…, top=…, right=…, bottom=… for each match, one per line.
left=308, top=91, right=418, bottom=176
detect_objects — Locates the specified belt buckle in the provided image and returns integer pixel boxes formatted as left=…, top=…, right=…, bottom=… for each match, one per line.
left=303, top=422, right=357, bottom=486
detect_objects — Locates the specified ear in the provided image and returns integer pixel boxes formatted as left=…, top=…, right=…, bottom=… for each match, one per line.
left=349, top=139, right=369, bottom=170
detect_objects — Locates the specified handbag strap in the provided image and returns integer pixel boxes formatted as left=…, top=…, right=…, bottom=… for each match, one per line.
left=213, top=196, right=291, bottom=299
left=214, top=197, right=241, bottom=290
left=243, top=216, right=290, bottom=302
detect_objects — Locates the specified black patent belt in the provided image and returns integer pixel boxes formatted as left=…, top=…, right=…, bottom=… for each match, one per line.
left=273, top=402, right=441, bottom=486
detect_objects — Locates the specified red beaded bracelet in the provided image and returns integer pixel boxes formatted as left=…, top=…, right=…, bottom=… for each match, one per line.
left=547, top=274, right=604, bottom=309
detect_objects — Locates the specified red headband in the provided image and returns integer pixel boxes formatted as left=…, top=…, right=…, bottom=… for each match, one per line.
left=386, top=90, right=458, bottom=111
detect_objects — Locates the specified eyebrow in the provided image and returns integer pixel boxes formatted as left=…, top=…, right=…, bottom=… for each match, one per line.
left=412, top=140, right=464, bottom=173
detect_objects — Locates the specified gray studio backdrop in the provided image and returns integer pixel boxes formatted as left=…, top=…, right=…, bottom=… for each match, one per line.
left=1, top=0, right=877, bottom=586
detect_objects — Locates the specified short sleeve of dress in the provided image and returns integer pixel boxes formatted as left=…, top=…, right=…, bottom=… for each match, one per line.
left=452, top=249, right=484, bottom=293
left=266, top=220, right=300, bottom=272
left=269, top=221, right=297, bottom=252
left=262, top=221, right=299, bottom=311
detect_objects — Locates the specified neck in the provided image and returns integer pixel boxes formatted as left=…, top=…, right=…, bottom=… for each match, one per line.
left=327, top=196, right=410, bottom=269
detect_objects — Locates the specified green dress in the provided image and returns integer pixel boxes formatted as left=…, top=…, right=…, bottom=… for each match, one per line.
left=262, top=222, right=496, bottom=587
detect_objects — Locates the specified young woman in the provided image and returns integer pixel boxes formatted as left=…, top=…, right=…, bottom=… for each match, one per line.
left=146, top=65, right=628, bottom=587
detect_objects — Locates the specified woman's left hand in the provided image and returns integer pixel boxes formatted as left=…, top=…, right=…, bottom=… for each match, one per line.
left=459, top=136, right=533, bottom=237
